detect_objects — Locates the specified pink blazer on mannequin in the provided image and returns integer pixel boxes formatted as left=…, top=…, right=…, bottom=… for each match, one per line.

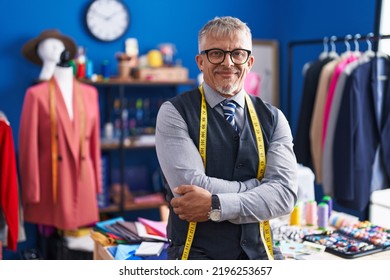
left=18, top=78, right=102, bottom=230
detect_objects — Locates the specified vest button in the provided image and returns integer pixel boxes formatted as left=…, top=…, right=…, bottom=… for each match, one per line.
left=241, top=240, right=247, bottom=246
left=233, top=135, right=239, bottom=141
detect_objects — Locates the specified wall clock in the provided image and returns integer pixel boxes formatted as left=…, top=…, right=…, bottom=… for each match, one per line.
left=86, top=0, right=130, bottom=42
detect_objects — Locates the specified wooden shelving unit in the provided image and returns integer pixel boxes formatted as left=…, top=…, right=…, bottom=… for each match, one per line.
left=81, top=77, right=196, bottom=87
left=88, top=77, right=195, bottom=216
left=98, top=192, right=167, bottom=214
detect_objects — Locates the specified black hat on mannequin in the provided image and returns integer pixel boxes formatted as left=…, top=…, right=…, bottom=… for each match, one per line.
left=22, top=29, right=77, bottom=65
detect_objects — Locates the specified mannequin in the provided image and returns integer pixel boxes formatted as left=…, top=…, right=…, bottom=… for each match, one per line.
left=19, top=48, right=102, bottom=231
left=20, top=30, right=101, bottom=232
left=36, top=38, right=66, bottom=81
left=54, top=50, right=74, bottom=120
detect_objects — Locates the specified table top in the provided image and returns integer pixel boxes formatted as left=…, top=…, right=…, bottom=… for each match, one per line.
left=302, top=249, right=390, bottom=260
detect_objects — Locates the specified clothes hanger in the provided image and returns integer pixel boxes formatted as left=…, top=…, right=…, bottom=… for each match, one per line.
left=328, top=35, right=339, bottom=58
left=353, top=34, right=362, bottom=57
left=363, top=32, right=375, bottom=57
left=319, top=37, right=329, bottom=60
left=341, top=34, right=352, bottom=58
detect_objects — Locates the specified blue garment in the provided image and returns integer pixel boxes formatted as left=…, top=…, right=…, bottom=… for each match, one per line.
left=333, top=56, right=390, bottom=211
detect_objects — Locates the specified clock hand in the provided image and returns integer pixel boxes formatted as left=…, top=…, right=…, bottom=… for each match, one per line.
left=106, top=11, right=124, bottom=20
left=90, top=9, right=109, bottom=20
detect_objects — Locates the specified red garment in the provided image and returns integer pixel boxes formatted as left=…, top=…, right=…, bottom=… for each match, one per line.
left=0, top=120, right=19, bottom=251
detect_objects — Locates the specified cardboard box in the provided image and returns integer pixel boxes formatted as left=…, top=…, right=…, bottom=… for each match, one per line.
left=135, top=67, right=188, bottom=82
left=93, top=240, right=115, bottom=260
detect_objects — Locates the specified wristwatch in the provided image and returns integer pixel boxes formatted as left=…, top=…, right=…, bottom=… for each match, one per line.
left=209, top=195, right=221, bottom=222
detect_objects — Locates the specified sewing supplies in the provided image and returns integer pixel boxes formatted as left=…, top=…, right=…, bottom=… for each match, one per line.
left=303, top=221, right=390, bottom=258
left=329, top=211, right=359, bottom=229
left=305, top=200, right=317, bottom=226
left=317, top=202, right=329, bottom=230
left=321, top=195, right=333, bottom=217
left=290, top=203, right=302, bottom=226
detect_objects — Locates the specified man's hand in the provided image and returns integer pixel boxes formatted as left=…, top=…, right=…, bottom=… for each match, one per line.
left=171, top=185, right=212, bottom=222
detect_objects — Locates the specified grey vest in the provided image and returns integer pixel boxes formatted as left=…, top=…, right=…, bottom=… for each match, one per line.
left=165, top=88, right=281, bottom=259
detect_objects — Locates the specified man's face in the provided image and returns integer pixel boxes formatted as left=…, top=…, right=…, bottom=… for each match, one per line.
left=196, top=33, right=254, bottom=97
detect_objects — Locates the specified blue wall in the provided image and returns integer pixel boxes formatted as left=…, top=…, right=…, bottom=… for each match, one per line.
left=0, top=0, right=378, bottom=141
left=0, top=0, right=378, bottom=258
left=278, top=0, right=377, bottom=134
left=0, top=0, right=270, bottom=142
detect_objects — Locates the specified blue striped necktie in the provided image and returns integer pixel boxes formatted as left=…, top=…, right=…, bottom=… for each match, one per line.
left=221, top=100, right=238, bottom=132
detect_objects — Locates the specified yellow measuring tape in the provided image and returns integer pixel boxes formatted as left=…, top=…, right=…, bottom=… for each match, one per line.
left=181, top=85, right=274, bottom=260
left=180, top=85, right=207, bottom=261
left=49, top=78, right=86, bottom=204
left=49, top=79, right=59, bottom=204
left=245, top=93, right=274, bottom=260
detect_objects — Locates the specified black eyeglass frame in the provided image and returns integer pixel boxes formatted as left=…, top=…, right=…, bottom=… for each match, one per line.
left=200, top=48, right=252, bottom=65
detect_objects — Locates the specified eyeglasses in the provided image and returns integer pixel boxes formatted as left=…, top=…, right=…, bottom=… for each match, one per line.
left=200, top=48, right=251, bottom=65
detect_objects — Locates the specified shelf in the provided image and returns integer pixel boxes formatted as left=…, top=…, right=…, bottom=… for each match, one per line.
left=99, top=201, right=167, bottom=214
left=80, top=77, right=196, bottom=87
left=101, top=135, right=156, bottom=150
left=91, top=77, right=182, bottom=218
left=99, top=193, right=167, bottom=214
left=101, top=142, right=155, bottom=150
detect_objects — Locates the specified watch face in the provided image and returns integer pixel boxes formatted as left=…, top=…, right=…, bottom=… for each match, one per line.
left=86, top=0, right=130, bottom=42
left=209, top=210, right=221, bottom=222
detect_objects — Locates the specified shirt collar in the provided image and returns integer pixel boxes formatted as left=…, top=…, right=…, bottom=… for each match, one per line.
left=202, top=82, right=246, bottom=109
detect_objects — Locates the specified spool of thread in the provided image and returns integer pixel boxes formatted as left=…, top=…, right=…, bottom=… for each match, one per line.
left=101, top=60, right=110, bottom=80
left=76, top=63, right=86, bottom=78
left=317, top=202, right=329, bottom=230
left=290, top=203, right=301, bottom=226
left=69, top=60, right=77, bottom=76
left=86, top=60, right=94, bottom=79
left=321, top=195, right=333, bottom=217
left=305, top=200, right=317, bottom=226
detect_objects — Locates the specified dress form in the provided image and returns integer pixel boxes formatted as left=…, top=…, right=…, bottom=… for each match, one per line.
left=19, top=56, right=102, bottom=232
left=53, top=50, right=74, bottom=120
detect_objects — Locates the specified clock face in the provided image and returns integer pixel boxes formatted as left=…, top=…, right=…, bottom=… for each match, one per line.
left=86, top=0, right=130, bottom=42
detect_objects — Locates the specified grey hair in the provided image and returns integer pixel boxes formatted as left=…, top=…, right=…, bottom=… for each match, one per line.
left=198, top=16, right=252, bottom=52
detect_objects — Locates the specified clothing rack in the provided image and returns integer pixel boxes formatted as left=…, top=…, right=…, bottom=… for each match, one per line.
left=286, top=33, right=390, bottom=121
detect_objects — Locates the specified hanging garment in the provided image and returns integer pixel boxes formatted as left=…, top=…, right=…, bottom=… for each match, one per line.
left=18, top=78, right=102, bottom=230
left=322, top=53, right=360, bottom=145
left=0, top=117, right=19, bottom=251
left=309, top=58, right=342, bottom=184
left=294, top=57, right=334, bottom=169
left=311, top=53, right=360, bottom=184
left=322, top=53, right=374, bottom=196
left=332, top=56, right=390, bottom=211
